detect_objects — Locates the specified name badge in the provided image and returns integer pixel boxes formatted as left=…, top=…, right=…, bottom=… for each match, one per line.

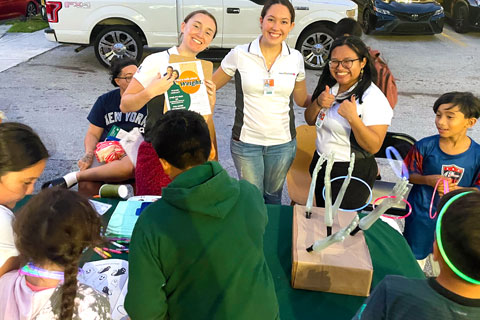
left=315, top=109, right=327, bottom=130
left=264, top=79, right=274, bottom=95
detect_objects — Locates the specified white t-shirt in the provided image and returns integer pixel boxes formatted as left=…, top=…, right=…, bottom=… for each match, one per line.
left=0, top=205, right=18, bottom=267
left=315, top=83, right=393, bottom=161
left=0, top=271, right=111, bottom=320
left=221, top=36, right=306, bottom=146
left=134, top=46, right=179, bottom=89
left=134, top=46, right=179, bottom=133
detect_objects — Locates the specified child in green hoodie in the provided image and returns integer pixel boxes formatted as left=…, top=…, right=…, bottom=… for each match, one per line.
left=125, top=109, right=280, bottom=320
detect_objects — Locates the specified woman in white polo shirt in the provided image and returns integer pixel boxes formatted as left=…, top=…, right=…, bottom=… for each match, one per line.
left=305, top=36, right=393, bottom=209
left=0, top=122, right=48, bottom=276
left=213, top=0, right=309, bottom=204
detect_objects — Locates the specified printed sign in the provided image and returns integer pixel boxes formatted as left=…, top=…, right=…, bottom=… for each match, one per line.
left=162, top=61, right=211, bottom=115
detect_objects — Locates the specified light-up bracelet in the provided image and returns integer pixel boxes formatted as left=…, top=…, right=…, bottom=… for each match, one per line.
left=19, top=262, right=83, bottom=281
left=429, top=178, right=450, bottom=219
left=436, top=191, right=480, bottom=284
left=385, top=146, right=409, bottom=179
left=371, top=195, right=412, bottom=220
left=322, top=176, right=373, bottom=212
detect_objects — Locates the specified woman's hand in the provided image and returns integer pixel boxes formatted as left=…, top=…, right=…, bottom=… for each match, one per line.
left=78, top=152, right=94, bottom=170
left=316, top=85, right=335, bottom=109
left=145, top=73, right=175, bottom=98
left=338, top=95, right=358, bottom=122
left=205, top=80, right=216, bottom=111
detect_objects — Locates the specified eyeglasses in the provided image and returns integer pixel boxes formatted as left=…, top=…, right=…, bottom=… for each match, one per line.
left=328, top=58, right=361, bottom=69
left=117, top=76, right=133, bottom=83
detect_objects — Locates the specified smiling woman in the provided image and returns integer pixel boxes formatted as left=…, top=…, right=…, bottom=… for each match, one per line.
left=304, top=36, right=393, bottom=210
left=212, top=0, right=310, bottom=205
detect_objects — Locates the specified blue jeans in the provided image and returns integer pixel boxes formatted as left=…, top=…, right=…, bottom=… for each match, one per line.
left=230, top=138, right=296, bottom=204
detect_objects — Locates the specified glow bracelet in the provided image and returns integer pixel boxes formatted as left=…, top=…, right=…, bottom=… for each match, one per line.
left=385, top=146, right=409, bottom=179
left=429, top=178, right=450, bottom=219
left=372, top=195, right=412, bottom=220
left=322, top=176, right=373, bottom=212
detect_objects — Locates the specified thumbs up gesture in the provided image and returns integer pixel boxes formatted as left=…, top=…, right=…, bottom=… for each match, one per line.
left=338, top=94, right=358, bottom=122
left=316, top=85, right=335, bottom=109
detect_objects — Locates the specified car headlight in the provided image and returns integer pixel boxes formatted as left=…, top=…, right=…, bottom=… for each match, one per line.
left=433, top=7, right=444, bottom=16
left=374, top=6, right=393, bottom=16
left=346, top=9, right=356, bottom=18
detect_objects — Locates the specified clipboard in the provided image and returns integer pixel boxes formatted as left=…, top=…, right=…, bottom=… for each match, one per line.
left=167, top=54, right=218, bottom=160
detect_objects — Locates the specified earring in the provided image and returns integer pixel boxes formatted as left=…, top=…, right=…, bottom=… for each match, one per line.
left=359, top=68, right=364, bottom=80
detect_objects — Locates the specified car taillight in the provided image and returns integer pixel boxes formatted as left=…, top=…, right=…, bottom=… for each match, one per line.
left=46, top=1, right=62, bottom=23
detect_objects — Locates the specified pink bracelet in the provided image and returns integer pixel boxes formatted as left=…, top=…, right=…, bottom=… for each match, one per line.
left=429, top=178, right=450, bottom=219
left=372, top=196, right=412, bottom=220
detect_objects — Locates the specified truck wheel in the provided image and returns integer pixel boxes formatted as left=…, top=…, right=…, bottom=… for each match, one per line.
left=94, top=26, right=143, bottom=68
left=453, top=5, right=469, bottom=33
left=296, top=25, right=334, bottom=70
left=362, top=9, right=373, bottom=34
left=26, top=2, right=37, bottom=17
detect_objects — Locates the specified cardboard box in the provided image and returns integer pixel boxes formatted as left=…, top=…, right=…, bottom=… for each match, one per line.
left=291, top=205, right=373, bottom=296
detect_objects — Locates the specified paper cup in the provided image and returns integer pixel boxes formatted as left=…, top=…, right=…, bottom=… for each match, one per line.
left=99, top=184, right=132, bottom=199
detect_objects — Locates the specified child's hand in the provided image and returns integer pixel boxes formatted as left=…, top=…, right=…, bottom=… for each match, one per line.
left=429, top=175, right=456, bottom=197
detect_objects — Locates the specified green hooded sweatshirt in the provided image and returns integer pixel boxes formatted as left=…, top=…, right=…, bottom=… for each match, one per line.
left=125, top=161, right=280, bottom=319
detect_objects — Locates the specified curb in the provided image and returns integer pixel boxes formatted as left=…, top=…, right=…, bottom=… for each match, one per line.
left=0, top=25, right=12, bottom=39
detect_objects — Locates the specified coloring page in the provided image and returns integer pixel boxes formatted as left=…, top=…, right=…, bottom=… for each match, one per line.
left=79, top=259, right=129, bottom=320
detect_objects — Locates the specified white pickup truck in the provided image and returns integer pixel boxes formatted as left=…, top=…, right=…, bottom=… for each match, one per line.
left=44, top=0, right=357, bottom=69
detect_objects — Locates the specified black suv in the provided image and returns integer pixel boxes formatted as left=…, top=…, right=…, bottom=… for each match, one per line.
left=438, top=0, right=480, bottom=32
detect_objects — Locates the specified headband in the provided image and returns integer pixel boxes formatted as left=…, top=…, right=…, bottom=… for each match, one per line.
left=436, top=191, right=480, bottom=284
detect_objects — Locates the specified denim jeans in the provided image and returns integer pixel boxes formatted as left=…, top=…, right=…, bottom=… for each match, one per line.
left=230, top=138, right=297, bottom=204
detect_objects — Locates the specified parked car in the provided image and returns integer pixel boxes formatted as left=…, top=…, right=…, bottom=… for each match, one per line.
left=354, top=0, right=444, bottom=34
left=438, top=0, right=480, bottom=33
left=0, top=0, right=40, bottom=21
left=43, top=0, right=358, bottom=69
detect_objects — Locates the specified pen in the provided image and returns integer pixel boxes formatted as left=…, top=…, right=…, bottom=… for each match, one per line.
left=110, top=241, right=126, bottom=249
left=100, top=248, right=112, bottom=258
left=94, top=247, right=109, bottom=259
left=103, top=247, right=122, bottom=254
left=107, top=237, right=130, bottom=241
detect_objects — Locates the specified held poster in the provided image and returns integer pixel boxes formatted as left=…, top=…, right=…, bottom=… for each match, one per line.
left=163, top=61, right=211, bottom=115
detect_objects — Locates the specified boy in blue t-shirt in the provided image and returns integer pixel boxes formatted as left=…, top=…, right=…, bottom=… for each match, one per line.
left=403, top=92, right=480, bottom=260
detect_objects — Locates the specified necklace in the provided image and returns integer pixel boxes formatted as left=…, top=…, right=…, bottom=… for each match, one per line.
left=20, top=262, right=82, bottom=281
